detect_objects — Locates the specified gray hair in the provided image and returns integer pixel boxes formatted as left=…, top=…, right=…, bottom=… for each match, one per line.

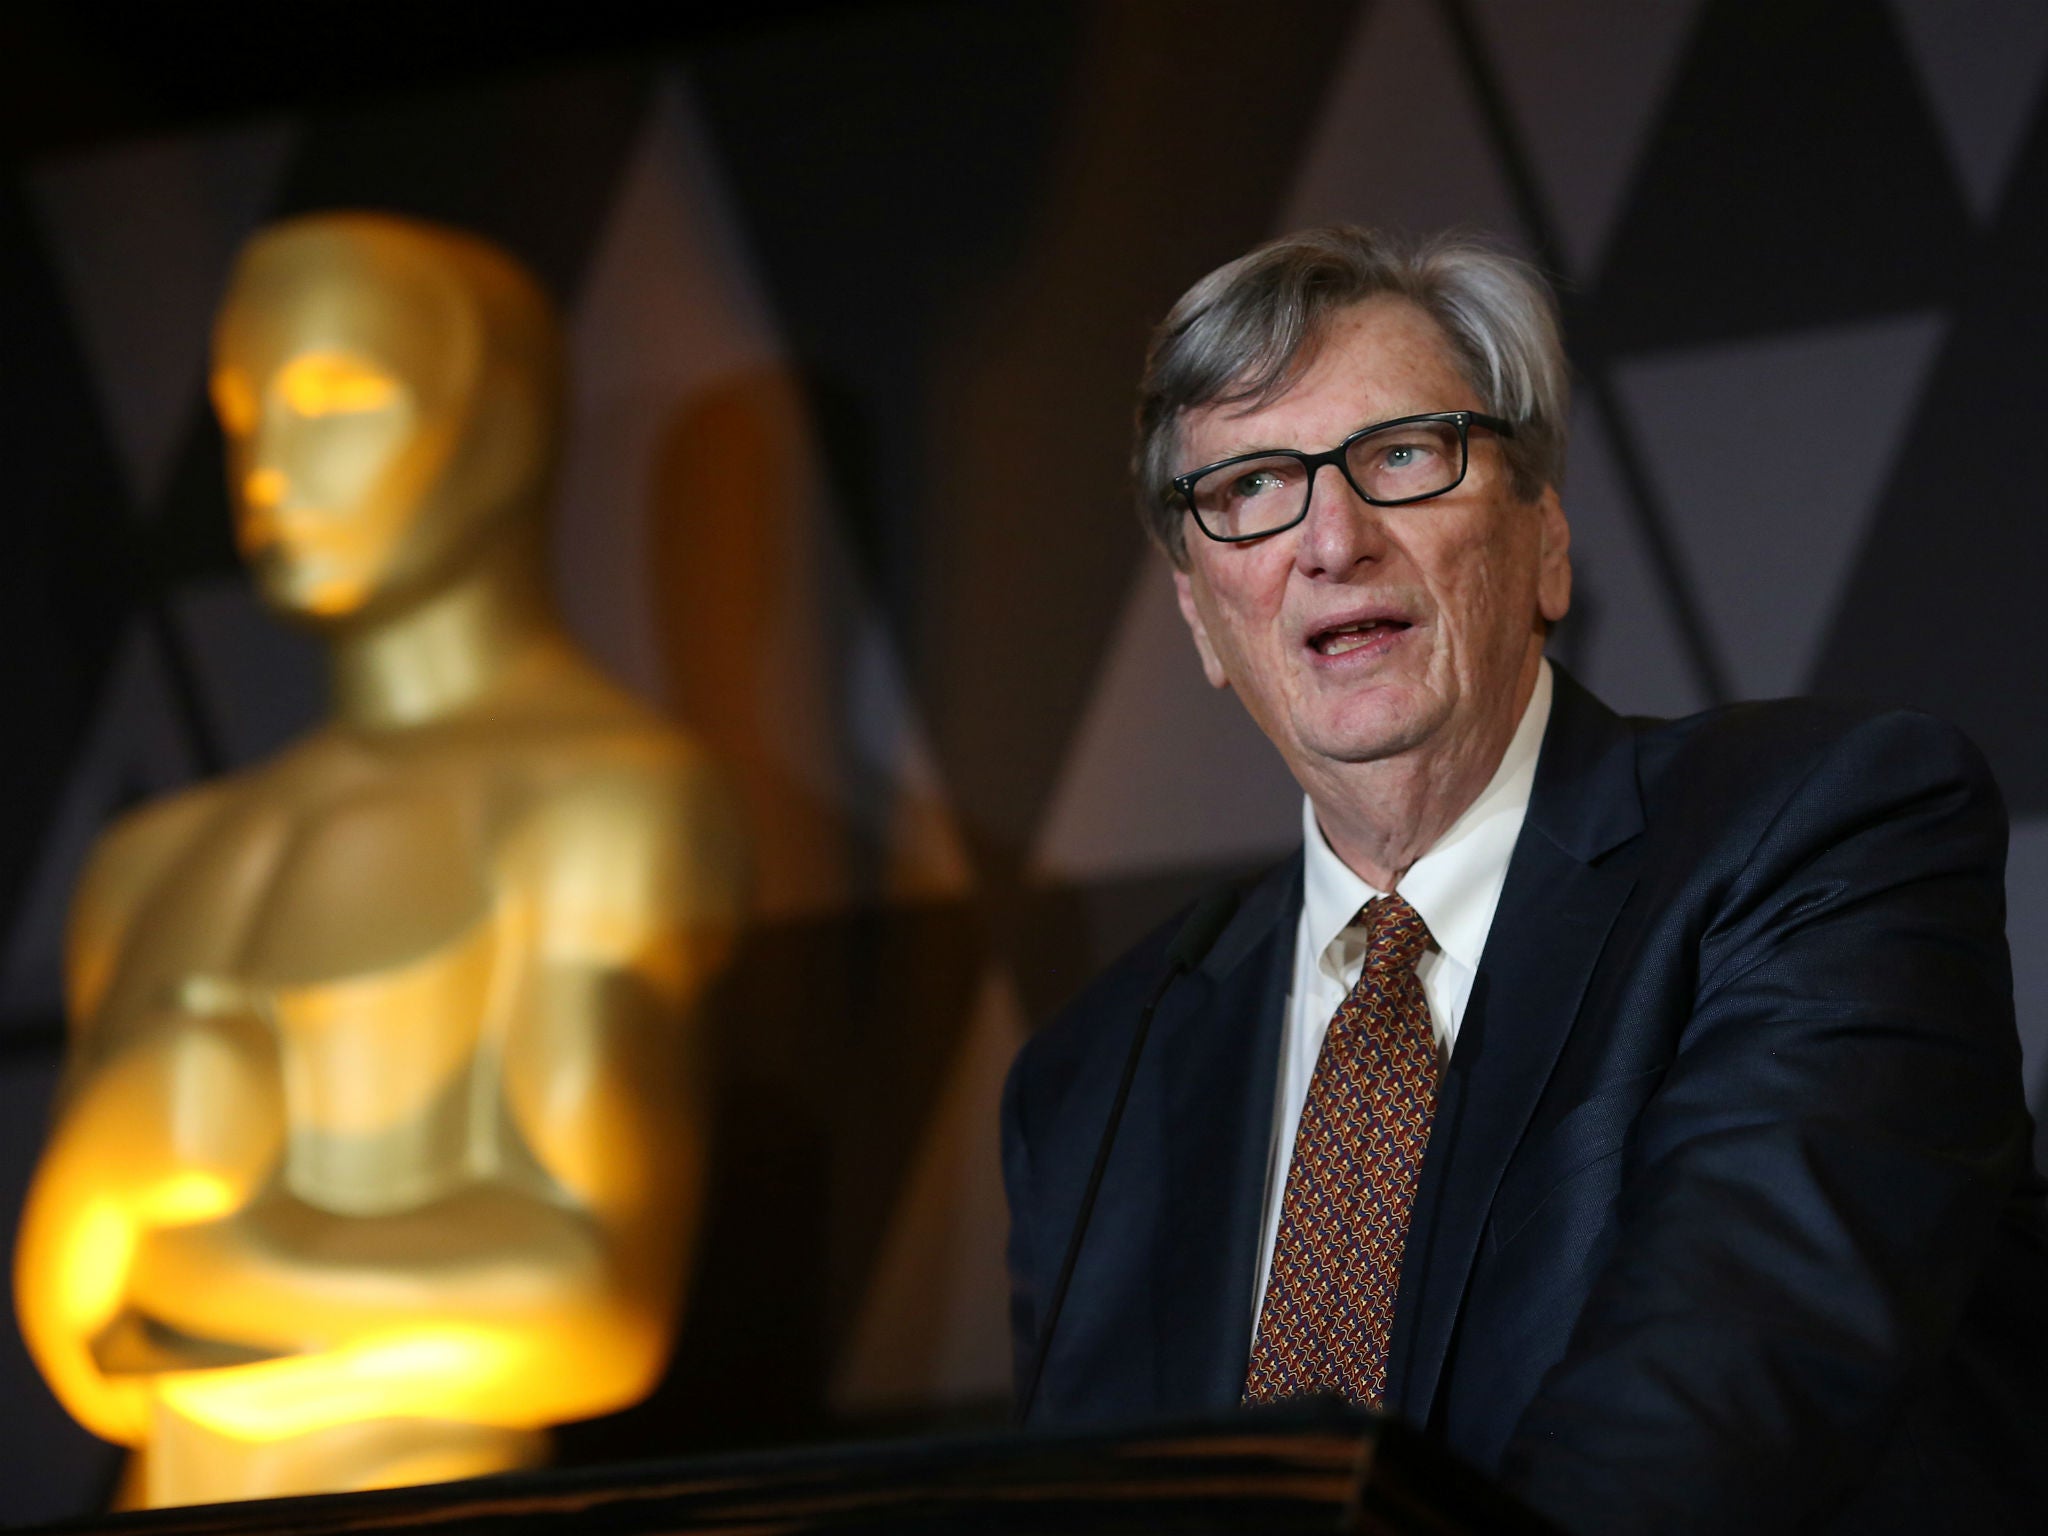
left=1133, top=226, right=1570, bottom=566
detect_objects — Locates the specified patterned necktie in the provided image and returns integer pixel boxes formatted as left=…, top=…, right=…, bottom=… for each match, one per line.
left=1243, top=892, right=1437, bottom=1409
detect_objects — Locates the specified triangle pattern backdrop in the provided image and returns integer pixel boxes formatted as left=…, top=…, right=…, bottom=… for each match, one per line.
left=3, top=1, right=2048, bottom=1521
left=25, top=118, right=297, bottom=509
left=1548, top=398, right=1707, bottom=721
left=1288, top=0, right=1525, bottom=244
left=1471, top=0, right=1704, bottom=281
left=1886, top=0, right=2048, bottom=220
left=1616, top=312, right=1949, bottom=700
left=1033, top=548, right=1303, bottom=884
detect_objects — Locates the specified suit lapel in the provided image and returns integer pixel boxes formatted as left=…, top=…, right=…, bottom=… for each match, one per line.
left=1154, top=857, right=1299, bottom=1413
left=1383, top=669, right=1644, bottom=1427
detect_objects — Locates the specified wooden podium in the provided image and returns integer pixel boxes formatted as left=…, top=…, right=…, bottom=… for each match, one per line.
left=33, top=1407, right=1559, bottom=1534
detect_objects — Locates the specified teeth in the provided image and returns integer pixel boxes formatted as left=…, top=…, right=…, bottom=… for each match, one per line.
left=1318, top=622, right=1385, bottom=655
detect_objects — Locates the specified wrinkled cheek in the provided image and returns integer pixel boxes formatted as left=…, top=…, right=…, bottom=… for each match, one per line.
left=1201, top=588, right=1274, bottom=678
left=1222, top=628, right=1297, bottom=734
left=1443, top=554, right=1529, bottom=674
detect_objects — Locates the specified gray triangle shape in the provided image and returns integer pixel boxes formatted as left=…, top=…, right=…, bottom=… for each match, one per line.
left=1285, top=0, right=1525, bottom=244
left=1032, top=548, right=1301, bottom=881
left=557, top=69, right=783, bottom=706
left=24, top=117, right=295, bottom=509
left=1614, top=312, right=1947, bottom=699
left=1887, top=0, right=2048, bottom=220
left=1551, top=398, right=1708, bottom=718
left=1472, top=0, right=1705, bottom=279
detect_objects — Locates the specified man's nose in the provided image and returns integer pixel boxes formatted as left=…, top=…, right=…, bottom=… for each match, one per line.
left=1293, top=460, right=1387, bottom=577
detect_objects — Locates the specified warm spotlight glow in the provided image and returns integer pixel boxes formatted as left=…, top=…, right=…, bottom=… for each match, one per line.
left=211, top=368, right=259, bottom=437
left=159, top=1328, right=526, bottom=1443
left=54, top=1176, right=237, bottom=1336
left=139, top=1172, right=240, bottom=1225
left=277, top=352, right=400, bottom=418
left=54, top=1200, right=131, bottom=1334
left=243, top=468, right=287, bottom=510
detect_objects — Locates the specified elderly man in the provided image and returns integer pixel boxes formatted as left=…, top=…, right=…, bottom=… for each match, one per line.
left=1002, top=226, right=2048, bottom=1533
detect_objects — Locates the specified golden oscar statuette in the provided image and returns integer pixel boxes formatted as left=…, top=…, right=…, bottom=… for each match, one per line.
left=13, top=212, right=747, bottom=1507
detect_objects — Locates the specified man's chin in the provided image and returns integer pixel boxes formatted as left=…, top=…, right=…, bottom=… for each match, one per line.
left=1291, top=694, right=1449, bottom=769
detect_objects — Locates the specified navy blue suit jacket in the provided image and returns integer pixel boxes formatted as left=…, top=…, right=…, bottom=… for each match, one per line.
left=1003, top=669, right=2048, bottom=1533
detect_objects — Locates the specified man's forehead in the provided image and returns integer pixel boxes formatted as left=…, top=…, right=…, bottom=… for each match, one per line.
left=1179, top=299, right=1471, bottom=460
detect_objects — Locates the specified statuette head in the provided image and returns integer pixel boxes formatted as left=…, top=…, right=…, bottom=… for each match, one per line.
left=211, top=211, right=563, bottom=623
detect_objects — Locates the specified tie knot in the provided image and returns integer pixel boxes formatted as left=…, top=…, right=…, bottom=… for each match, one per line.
left=1359, top=893, right=1431, bottom=972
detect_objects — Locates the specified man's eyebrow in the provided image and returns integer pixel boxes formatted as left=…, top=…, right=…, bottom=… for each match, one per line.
left=1193, top=439, right=1292, bottom=464
left=1192, top=415, right=1402, bottom=465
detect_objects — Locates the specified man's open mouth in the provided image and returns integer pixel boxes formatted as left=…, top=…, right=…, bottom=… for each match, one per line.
left=1309, top=618, right=1410, bottom=657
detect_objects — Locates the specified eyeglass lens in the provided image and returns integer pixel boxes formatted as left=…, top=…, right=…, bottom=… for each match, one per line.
left=1188, top=417, right=1468, bottom=539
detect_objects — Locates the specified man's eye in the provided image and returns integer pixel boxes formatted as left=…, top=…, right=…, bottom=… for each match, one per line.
left=1379, top=441, right=1435, bottom=471
left=1231, top=469, right=1288, bottom=500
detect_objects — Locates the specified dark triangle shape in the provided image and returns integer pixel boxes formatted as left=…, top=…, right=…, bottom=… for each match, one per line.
left=0, top=175, right=139, bottom=948
left=1810, top=98, right=2048, bottom=814
left=266, top=62, right=656, bottom=304
left=684, top=1, right=1085, bottom=638
left=147, top=393, right=239, bottom=587
left=1592, top=0, right=1970, bottom=350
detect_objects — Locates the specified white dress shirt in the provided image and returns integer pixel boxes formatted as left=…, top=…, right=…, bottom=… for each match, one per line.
left=1250, top=660, right=1554, bottom=1317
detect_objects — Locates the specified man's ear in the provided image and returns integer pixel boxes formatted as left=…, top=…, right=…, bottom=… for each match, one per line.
left=1173, top=566, right=1231, bottom=690
left=1535, top=486, right=1571, bottom=626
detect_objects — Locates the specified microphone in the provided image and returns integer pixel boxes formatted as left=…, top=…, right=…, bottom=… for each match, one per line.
left=1017, top=884, right=1242, bottom=1425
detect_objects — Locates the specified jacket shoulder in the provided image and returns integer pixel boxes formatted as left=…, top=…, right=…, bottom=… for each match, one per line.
left=1630, top=696, right=2001, bottom=820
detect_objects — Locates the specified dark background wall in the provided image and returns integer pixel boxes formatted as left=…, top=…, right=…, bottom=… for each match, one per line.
left=4, top=0, right=2047, bottom=1522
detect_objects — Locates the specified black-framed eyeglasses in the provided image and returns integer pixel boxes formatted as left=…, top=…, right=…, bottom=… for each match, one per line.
left=1171, top=410, right=1518, bottom=543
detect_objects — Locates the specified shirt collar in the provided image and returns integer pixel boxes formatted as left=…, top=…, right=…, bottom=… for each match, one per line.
left=1300, top=659, right=1553, bottom=971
